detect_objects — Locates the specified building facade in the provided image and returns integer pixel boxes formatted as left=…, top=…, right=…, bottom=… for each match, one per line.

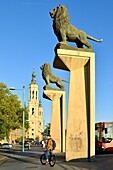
left=26, top=70, right=44, bottom=142
left=8, top=70, right=44, bottom=144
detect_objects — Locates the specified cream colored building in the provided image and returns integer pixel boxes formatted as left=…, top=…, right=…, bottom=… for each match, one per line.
left=26, top=70, right=44, bottom=142
left=7, top=70, right=44, bottom=144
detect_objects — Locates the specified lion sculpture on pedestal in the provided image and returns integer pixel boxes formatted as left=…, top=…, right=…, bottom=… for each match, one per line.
left=40, top=63, right=68, bottom=90
left=49, top=5, right=102, bottom=49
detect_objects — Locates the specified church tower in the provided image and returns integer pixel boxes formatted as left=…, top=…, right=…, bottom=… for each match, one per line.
left=27, top=70, right=44, bottom=142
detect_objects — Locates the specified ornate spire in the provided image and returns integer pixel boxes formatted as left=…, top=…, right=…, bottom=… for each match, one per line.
left=31, top=68, right=36, bottom=84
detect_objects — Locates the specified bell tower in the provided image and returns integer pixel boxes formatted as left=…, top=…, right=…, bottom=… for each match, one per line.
left=27, top=70, right=43, bottom=142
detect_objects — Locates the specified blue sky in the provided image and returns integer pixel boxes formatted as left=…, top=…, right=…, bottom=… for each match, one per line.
left=0, top=0, right=113, bottom=124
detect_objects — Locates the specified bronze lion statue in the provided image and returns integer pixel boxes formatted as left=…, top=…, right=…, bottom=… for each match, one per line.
left=49, top=5, right=103, bottom=49
left=40, top=63, right=68, bottom=90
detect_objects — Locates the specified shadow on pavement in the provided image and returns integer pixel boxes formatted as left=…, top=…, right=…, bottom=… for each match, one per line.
left=1, top=147, right=113, bottom=169
left=0, top=146, right=65, bottom=165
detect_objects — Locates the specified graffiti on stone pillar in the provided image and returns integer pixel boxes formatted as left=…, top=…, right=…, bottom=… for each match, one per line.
left=69, top=131, right=84, bottom=151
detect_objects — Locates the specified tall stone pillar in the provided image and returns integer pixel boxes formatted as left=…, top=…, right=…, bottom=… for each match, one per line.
left=54, top=47, right=95, bottom=161
left=43, top=90, right=66, bottom=152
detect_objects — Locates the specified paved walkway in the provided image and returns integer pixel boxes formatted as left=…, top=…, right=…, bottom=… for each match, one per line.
left=1, top=147, right=113, bottom=169
left=0, top=152, right=12, bottom=164
left=0, top=154, right=7, bottom=162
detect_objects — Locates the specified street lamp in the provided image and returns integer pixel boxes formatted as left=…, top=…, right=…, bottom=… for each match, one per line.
left=9, top=86, right=25, bottom=152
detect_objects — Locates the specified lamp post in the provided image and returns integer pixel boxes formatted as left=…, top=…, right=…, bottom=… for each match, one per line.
left=9, top=86, right=25, bottom=152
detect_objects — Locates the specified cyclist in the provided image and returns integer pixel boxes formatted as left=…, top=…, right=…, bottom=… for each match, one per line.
left=45, top=135, right=53, bottom=163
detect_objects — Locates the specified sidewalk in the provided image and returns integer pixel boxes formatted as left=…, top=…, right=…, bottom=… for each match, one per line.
left=0, top=154, right=7, bottom=162
left=0, top=146, right=24, bottom=164
left=0, top=152, right=11, bottom=164
left=1, top=147, right=113, bottom=169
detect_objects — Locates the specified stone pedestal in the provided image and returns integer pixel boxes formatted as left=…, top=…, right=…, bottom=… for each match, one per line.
left=43, top=90, right=66, bottom=152
left=53, top=48, right=95, bottom=161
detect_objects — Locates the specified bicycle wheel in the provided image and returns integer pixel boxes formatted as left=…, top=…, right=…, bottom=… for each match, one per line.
left=40, top=154, right=46, bottom=165
left=49, top=154, right=56, bottom=167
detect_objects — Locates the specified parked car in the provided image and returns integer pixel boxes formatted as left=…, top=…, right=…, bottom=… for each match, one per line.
left=32, top=140, right=39, bottom=145
left=24, top=141, right=29, bottom=148
left=2, top=143, right=12, bottom=149
left=19, top=141, right=30, bottom=148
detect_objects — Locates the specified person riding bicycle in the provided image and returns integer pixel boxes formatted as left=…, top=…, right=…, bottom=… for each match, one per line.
left=45, top=135, right=53, bottom=163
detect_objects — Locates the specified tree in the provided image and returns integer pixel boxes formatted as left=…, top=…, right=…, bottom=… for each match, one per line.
left=0, top=83, right=29, bottom=140
left=44, top=123, right=51, bottom=136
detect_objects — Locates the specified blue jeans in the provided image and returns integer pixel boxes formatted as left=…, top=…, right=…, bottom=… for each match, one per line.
left=45, top=150, right=52, bottom=160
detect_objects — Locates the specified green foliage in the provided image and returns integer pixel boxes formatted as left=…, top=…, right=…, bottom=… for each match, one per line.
left=44, top=123, right=51, bottom=136
left=0, top=83, right=29, bottom=140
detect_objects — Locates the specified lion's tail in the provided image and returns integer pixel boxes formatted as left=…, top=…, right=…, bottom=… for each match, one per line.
left=87, top=35, right=103, bottom=42
left=62, top=79, right=69, bottom=83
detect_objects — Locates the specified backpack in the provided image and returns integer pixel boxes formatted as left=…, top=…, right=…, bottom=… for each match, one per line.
left=52, top=140, right=56, bottom=150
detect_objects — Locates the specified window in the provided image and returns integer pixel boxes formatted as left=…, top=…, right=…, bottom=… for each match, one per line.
left=32, top=91, right=34, bottom=99
left=32, top=129, right=34, bottom=131
left=38, top=121, right=41, bottom=126
left=32, top=108, right=34, bottom=115
left=29, top=90, right=31, bottom=99
left=105, top=128, right=108, bottom=134
left=36, top=91, right=37, bottom=99
left=39, top=111, right=42, bottom=116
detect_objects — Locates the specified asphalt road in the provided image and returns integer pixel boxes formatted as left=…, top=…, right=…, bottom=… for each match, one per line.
left=1, top=146, right=113, bottom=170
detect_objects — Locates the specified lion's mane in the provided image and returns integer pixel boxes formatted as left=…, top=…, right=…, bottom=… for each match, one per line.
left=41, top=63, right=52, bottom=82
left=52, top=5, right=70, bottom=38
left=40, top=63, right=65, bottom=90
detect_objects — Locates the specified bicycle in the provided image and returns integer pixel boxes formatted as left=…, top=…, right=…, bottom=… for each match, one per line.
left=40, top=149, right=56, bottom=167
